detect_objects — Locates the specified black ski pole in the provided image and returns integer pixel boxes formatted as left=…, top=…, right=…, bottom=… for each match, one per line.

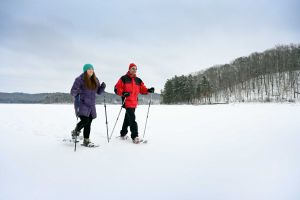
left=109, top=97, right=126, bottom=141
left=143, top=93, right=152, bottom=139
left=104, top=94, right=109, bottom=143
left=74, top=95, right=81, bottom=152
left=74, top=116, right=78, bottom=152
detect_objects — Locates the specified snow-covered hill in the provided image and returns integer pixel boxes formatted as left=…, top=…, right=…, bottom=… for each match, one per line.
left=0, top=104, right=299, bottom=200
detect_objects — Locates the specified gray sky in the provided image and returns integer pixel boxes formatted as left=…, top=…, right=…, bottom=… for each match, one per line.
left=0, top=0, right=299, bottom=93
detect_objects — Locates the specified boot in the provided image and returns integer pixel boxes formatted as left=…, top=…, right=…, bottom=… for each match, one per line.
left=71, top=128, right=80, bottom=139
left=82, top=138, right=95, bottom=147
left=120, top=135, right=128, bottom=140
left=132, top=137, right=140, bottom=144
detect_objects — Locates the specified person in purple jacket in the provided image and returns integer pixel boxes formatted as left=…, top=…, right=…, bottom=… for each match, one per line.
left=70, top=64, right=106, bottom=147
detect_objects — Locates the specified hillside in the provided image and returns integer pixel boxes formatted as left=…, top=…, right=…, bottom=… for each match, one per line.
left=162, top=44, right=300, bottom=104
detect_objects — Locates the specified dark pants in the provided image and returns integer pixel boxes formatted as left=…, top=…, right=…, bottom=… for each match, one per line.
left=120, top=108, right=138, bottom=139
left=76, top=115, right=93, bottom=139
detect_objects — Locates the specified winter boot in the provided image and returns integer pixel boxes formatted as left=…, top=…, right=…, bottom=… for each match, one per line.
left=71, top=128, right=80, bottom=139
left=120, top=135, right=129, bottom=140
left=82, top=138, right=96, bottom=147
left=132, top=137, right=140, bottom=144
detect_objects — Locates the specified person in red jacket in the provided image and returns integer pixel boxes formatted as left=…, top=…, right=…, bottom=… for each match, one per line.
left=114, top=63, right=154, bottom=144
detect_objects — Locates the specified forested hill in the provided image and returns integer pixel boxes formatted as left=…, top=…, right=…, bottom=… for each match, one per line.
left=162, top=44, right=300, bottom=104
left=0, top=92, right=161, bottom=104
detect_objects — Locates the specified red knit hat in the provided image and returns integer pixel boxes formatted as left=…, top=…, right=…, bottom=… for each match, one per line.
left=129, top=63, right=137, bottom=70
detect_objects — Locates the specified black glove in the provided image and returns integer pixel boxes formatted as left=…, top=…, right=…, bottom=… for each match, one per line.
left=147, top=87, right=155, bottom=93
left=122, top=92, right=130, bottom=97
left=100, top=82, right=106, bottom=89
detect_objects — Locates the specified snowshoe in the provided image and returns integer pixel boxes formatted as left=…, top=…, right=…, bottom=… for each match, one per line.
left=62, top=136, right=83, bottom=143
left=81, top=139, right=99, bottom=148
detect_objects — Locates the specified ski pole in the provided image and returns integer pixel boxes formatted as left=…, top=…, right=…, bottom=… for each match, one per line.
left=74, top=116, right=78, bottom=152
left=143, top=93, right=152, bottom=139
left=109, top=97, right=126, bottom=141
left=74, top=95, right=80, bottom=152
left=104, top=94, right=109, bottom=143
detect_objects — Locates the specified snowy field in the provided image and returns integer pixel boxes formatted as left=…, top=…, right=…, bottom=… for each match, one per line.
left=0, top=103, right=300, bottom=200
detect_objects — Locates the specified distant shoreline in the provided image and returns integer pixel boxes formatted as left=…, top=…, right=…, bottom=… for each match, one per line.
left=0, top=92, right=161, bottom=104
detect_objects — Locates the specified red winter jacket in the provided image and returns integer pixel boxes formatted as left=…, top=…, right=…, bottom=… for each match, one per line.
left=114, top=72, right=149, bottom=108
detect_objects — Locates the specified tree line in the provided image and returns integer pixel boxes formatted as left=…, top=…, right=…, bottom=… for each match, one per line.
left=162, top=44, right=300, bottom=104
left=0, top=92, right=161, bottom=104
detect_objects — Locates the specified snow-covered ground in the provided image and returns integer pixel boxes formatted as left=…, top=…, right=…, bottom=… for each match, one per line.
left=0, top=103, right=300, bottom=200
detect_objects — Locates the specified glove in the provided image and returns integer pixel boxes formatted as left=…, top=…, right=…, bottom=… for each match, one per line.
left=100, top=82, right=106, bottom=89
left=147, top=87, right=155, bottom=93
left=122, top=92, right=130, bottom=97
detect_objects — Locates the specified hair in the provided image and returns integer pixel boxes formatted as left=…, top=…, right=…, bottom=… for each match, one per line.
left=84, top=72, right=98, bottom=90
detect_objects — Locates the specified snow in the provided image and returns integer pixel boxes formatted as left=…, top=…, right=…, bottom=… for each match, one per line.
left=0, top=103, right=300, bottom=200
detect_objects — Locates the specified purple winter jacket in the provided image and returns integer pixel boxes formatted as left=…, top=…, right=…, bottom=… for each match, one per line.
left=70, top=73, right=105, bottom=119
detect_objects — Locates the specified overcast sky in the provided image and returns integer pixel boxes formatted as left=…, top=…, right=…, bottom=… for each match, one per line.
left=0, top=0, right=299, bottom=93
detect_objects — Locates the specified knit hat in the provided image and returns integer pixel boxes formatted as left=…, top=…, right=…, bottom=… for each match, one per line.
left=128, top=63, right=137, bottom=70
left=83, top=64, right=94, bottom=72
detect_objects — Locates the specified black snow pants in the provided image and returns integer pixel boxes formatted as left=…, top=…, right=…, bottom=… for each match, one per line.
left=120, top=108, right=138, bottom=139
left=76, top=115, right=93, bottom=139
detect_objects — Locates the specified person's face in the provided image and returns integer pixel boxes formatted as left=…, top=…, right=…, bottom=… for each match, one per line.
left=129, top=67, right=137, bottom=75
left=87, top=68, right=94, bottom=77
